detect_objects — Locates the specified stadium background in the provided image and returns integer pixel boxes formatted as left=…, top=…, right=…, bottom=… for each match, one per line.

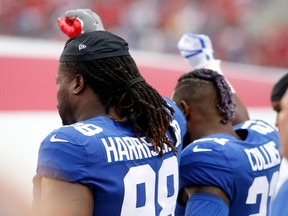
left=0, top=0, right=287, bottom=204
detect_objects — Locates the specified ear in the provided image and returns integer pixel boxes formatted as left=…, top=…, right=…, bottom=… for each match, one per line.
left=179, top=100, right=191, bottom=120
left=71, top=74, right=85, bottom=95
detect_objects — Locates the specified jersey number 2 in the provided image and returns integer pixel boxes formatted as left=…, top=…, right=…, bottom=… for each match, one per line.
left=246, top=171, right=279, bottom=215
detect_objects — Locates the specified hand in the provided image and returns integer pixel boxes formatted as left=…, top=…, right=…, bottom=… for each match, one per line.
left=177, top=33, right=216, bottom=69
left=57, top=9, right=105, bottom=38
left=178, top=33, right=235, bottom=92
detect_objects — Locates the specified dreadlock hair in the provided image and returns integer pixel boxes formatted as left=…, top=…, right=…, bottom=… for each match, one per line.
left=176, top=68, right=236, bottom=124
left=60, top=55, right=177, bottom=156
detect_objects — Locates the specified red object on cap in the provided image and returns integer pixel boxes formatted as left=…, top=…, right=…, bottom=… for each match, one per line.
left=57, top=16, right=82, bottom=38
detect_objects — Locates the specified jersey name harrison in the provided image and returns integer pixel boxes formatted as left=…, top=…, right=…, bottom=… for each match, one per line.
left=244, top=141, right=281, bottom=171
left=101, top=120, right=182, bottom=163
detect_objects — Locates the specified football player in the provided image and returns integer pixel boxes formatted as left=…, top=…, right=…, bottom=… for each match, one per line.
left=32, top=10, right=186, bottom=216
left=174, top=33, right=281, bottom=216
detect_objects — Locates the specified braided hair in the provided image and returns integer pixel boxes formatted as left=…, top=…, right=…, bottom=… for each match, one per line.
left=61, top=55, right=177, bottom=156
left=176, top=69, right=236, bottom=123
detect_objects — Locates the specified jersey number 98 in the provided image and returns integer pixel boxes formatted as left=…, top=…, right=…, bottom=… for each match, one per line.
left=121, top=156, right=179, bottom=216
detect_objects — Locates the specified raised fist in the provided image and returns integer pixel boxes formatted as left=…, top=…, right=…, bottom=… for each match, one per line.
left=177, top=33, right=215, bottom=68
left=57, top=9, right=105, bottom=38
left=177, top=33, right=223, bottom=74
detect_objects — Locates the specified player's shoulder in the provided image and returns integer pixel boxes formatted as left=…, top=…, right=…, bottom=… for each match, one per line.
left=187, top=134, right=232, bottom=151
left=234, top=119, right=277, bottom=133
left=180, top=134, right=239, bottom=182
left=163, top=96, right=180, bottom=113
left=43, top=117, right=115, bottom=146
left=181, top=134, right=235, bottom=165
left=234, top=119, right=279, bottom=143
left=163, top=96, right=174, bottom=105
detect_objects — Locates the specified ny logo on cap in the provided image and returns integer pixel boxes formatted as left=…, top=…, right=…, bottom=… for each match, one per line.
left=79, top=44, right=87, bottom=50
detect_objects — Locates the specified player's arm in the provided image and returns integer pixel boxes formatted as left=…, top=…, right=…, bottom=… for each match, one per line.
left=58, top=9, right=104, bottom=38
left=179, top=185, right=229, bottom=216
left=177, top=33, right=250, bottom=125
left=232, top=94, right=250, bottom=124
left=33, top=176, right=93, bottom=216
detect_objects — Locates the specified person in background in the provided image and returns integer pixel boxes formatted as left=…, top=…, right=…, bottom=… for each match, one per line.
left=32, top=10, right=186, bottom=216
left=173, top=33, right=281, bottom=216
left=270, top=74, right=288, bottom=216
left=270, top=72, right=288, bottom=192
left=271, top=73, right=288, bottom=127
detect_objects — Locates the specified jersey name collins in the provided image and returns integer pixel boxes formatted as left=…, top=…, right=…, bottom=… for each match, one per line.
left=245, top=141, right=281, bottom=171
left=241, top=120, right=281, bottom=171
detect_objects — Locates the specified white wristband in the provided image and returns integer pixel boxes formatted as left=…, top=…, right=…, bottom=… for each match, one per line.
left=202, top=59, right=236, bottom=94
left=202, top=59, right=223, bottom=75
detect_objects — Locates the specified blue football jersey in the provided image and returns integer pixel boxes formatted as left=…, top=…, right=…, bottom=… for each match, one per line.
left=180, top=120, right=281, bottom=216
left=36, top=97, right=186, bottom=216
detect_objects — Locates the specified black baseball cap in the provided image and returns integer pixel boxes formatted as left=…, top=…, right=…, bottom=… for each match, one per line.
left=59, top=31, right=130, bottom=62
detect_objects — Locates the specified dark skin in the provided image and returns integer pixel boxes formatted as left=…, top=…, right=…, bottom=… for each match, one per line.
left=33, top=63, right=114, bottom=216
left=172, top=82, right=247, bottom=209
left=232, top=94, right=250, bottom=125
left=56, top=63, right=110, bottom=125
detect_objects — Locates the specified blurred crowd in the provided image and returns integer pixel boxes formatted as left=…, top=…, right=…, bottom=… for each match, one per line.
left=1, top=0, right=288, bottom=68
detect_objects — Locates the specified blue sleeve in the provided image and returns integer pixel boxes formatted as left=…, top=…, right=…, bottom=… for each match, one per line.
left=185, top=193, right=229, bottom=216
left=36, top=130, right=89, bottom=182
left=271, top=180, right=288, bottom=216
left=179, top=143, right=234, bottom=198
